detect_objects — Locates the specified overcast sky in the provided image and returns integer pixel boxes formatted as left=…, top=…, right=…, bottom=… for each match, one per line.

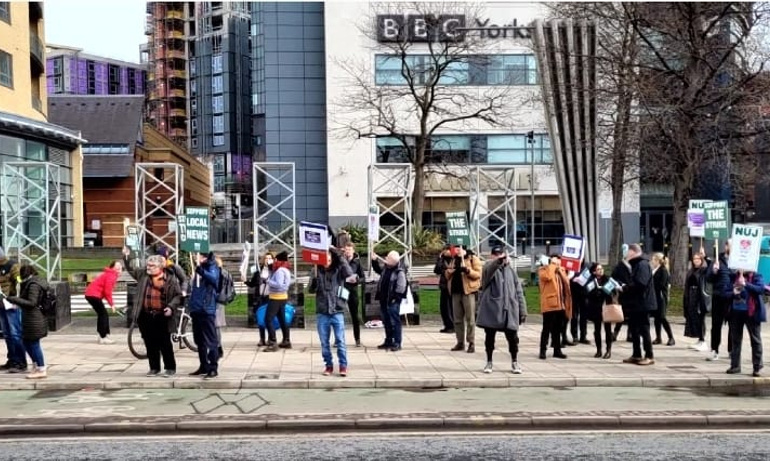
left=45, top=0, right=147, bottom=63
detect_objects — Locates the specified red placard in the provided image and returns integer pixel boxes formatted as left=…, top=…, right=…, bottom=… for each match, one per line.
left=302, top=248, right=329, bottom=266
left=560, top=258, right=581, bottom=273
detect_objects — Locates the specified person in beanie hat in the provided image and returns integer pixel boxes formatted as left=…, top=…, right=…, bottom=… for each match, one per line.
left=187, top=252, right=222, bottom=379
left=263, top=251, right=292, bottom=352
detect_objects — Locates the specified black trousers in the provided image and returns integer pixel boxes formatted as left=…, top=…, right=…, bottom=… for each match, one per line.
left=729, top=310, right=763, bottom=371
left=570, top=303, right=588, bottom=341
left=192, top=312, right=219, bottom=373
left=86, top=296, right=110, bottom=338
left=484, top=328, right=519, bottom=362
left=593, top=320, right=613, bottom=353
left=138, top=310, right=176, bottom=372
left=629, top=311, right=654, bottom=359
left=652, top=309, right=674, bottom=342
left=439, top=287, right=454, bottom=330
left=347, top=287, right=361, bottom=343
left=541, top=311, right=565, bottom=353
left=711, top=296, right=732, bottom=354
left=265, top=299, right=290, bottom=344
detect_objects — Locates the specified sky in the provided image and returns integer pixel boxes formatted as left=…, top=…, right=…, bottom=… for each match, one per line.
left=44, top=0, right=147, bottom=63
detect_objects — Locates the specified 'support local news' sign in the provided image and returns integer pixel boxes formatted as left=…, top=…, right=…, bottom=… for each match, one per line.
left=178, top=207, right=210, bottom=253
left=728, top=224, right=764, bottom=272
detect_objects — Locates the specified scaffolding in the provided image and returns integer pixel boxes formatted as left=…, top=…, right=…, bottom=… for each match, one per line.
left=469, top=166, right=518, bottom=257
left=135, top=163, right=184, bottom=263
left=0, top=162, right=61, bottom=281
left=252, top=162, right=297, bottom=282
left=368, top=164, right=413, bottom=269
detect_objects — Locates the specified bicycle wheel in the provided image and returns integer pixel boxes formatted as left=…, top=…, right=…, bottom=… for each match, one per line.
left=127, top=323, right=147, bottom=360
left=180, top=315, right=198, bottom=353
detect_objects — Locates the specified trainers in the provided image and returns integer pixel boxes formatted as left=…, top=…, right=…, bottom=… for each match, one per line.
left=8, top=365, right=27, bottom=374
left=726, top=367, right=742, bottom=374
left=26, top=370, right=47, bottom=380
left=706, top=351, right=719, bottom=361
left=322, top=366, right=333, bottom=376
left=163, top=369, right=176, bottom=378
left=753, top=369, right=762, bottom=377
left=339, top=366, right=348, bottom=377
left=623, top=357, right=641, bottom=364
left=98, top=336, right=115, bottom=345
left=696, top=342, right=710, bottom=352
left=637, top=358, right=654, bottom=366
left=467, top=343, right=475, bottom=354
left=278, top=340, right=292, bottom=349
left=667, top=338, right=676, bottom=346
left=146, top=369, right=161, bottom=377
left=511, top=362, right=523, bottom=374
left=451, top=343, right=464, bottom=352
left=483, top=362, right=493, bottom=374
left=0, top=362, right=12, bottom=371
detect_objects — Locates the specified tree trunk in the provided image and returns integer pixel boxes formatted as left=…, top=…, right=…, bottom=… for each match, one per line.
left=412, top=162, right=425, bottom=232
left=669, top=181, right=691, bottom=287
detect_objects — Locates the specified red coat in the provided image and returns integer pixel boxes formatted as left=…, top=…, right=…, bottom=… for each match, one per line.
left=84, top=267, right=120, bottom=306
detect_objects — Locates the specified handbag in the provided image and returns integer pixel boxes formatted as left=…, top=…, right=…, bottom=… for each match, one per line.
left=602, top=295, right=624, bottom=323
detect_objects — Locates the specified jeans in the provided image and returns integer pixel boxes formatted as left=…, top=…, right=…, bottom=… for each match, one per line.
left=23, top=339, right=44, bottom=368
left=317, top=312, right=347, bottom=368
left=729, top=310, right=763, bottom=371
left=629, top=311, right=654, bottom=359
left=0, top=307, right=26, bottom=366
left=138, top=310, right=176, bottom=372
left=265, top=299, right=290, bottom=344
left=386, top=301, right=402, bottom=347
left=346, top=288, right=361, bottom=343
left=484, top=328, right=519, bottom=362
left=439, top=287, right=454, bottom=330
left=711, top=296, right=732, bottom=354
left=192, top=312, right=219, bottom=373
left=86, top=296, right=110, bottom=338
left=540, top=310, right=565, bottom=353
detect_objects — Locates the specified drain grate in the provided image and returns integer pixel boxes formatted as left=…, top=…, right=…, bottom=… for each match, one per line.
left=667, top=365, right=698, bottom=370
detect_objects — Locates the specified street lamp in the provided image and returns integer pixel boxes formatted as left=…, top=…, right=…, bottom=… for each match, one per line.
left=527, top=131, right=536, bottom=282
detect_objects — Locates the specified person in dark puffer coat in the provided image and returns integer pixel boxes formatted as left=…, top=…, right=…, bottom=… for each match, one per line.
left=6, top=265, right=48, bottom=379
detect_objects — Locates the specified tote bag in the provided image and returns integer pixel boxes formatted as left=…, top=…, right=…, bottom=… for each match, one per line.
left=602, top=295, right=624, bottom=324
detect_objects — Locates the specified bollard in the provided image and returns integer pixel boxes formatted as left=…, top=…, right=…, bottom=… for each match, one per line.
left=545, top=240, right=551, bottom=256
left=521, top=238, right=526, bottom=256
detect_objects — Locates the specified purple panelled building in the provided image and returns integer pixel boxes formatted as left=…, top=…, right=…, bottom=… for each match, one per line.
left=46, top=44, right=147, bottom=96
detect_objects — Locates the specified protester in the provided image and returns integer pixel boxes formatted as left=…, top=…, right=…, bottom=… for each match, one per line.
left=611, top=244, right=632, bottom=343
left=621, top=244, right=656, bottom=366
left=0, top=247, right=25, bottom=373
left=309, top=247, right=354, bottom=376
left=726, top=270, right=766, bottom=377
left=651, top=253, right=675, bottom=346
left=538, top=254, right=571, bottom=360
left=343, top=242, right=366, bottom=347
left=188, top=252, right=221, bottom=379
left=372, top=250, right=408, bottom=352
left=569, top=263, right=589, bottom=346
left=683, top=248, right=712, bottom=352
left=131, top=254, right=182, bottom=377
left=445, top=246, right=482, bottom=353
left=707, top=240, right=733, bottom=361
left=84, top=260, right=123, bottom=345
left=7, top=265, right=48, bottom=379
left=433, top=245, right=455, bottom=334
left=244, top=252, right=274, bottom=347
left=214, top=256, right=228, bottom=358
left=476, top=247, right=527, bottom=374
left=585, top=262, right=614, bottom=359
left=155, top=246, right=190, bottom=297
left=264, top=251, right=292, bottom=352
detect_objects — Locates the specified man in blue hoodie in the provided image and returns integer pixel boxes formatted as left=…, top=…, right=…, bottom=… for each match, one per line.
left=188, top=252, right=221, bottom=379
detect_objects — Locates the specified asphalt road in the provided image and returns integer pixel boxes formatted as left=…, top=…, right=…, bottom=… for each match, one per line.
left=2, top=431, right=770, bottom=460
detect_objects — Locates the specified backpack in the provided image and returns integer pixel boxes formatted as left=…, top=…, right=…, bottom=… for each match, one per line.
left=217, top=268, right=236, bottom=305
left=39, top=285, right=57, bottom=316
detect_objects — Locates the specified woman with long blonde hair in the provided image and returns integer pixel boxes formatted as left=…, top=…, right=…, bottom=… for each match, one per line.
left=651, top=253, right=675, bottom=346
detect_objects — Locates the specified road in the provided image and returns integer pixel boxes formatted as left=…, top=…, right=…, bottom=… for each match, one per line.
left=1, top=432, right=769, bottom=460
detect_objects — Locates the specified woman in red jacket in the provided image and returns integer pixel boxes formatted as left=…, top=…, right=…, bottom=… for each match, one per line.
left=84, top=260, right=123, bottom=344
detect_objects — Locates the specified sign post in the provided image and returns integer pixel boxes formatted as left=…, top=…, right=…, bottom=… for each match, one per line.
left=178, top=206, right=210, bottom=253
left=445, top=211, right=471, bottom=247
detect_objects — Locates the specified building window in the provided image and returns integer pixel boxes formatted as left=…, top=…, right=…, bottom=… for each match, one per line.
left=0, top=50, right=12, bottom=88
left=212, top=115, right=224, bottom=134
left=212, top=75, right=223, bottom=93
left=192, top=138, right=198, bottom=148
left=213, top=134, right=224, bottom=146
left=53, top=76, right=63, bottom=92
left=190, top=79, right=197, bottom=95
left=189, top=60, right=196, bottom=76
left=211, top=54, right=223, bottom=74
left=487, top=55, right=538, bottom=85
left=212, top=95, right=223, bottom=113
left=375, top=54, right=537, bottom=86
left=0, top=2, right=9, bottom=24
left=376, top=134, right=551, bottom=165
left=429, top=136, right=471, bottom=163
left=487, top=134, right=551, bottom=164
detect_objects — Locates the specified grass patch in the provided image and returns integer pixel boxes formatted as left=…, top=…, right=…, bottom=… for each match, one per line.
left=62, top=258, right=114, bottom=278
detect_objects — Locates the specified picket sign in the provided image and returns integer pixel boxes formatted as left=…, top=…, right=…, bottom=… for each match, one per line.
left=727, top=224, right=763, bottom=272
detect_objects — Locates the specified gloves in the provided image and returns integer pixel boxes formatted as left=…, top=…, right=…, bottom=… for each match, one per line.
left=520, top=316, right=527, bottom=325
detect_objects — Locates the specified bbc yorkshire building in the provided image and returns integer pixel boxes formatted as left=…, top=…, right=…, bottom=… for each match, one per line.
left=324, top=2, right=638, bottom=252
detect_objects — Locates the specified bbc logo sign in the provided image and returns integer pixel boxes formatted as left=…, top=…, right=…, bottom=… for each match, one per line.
left=376, top=14, right=466, bottom=43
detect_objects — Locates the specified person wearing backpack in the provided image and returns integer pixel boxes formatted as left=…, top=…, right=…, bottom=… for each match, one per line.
left=244, top=252, right=274, bottom=347
left=84, top=260, right=123, bottom=345
left=214, top=256, right=235, bottom=358
left=0, top=246, right=25, bottom=373
left=264, top=251, right=292, bottom=352
left=188, top=252, right=221, bottom=379
left=6, top=265, right=48, bottom=379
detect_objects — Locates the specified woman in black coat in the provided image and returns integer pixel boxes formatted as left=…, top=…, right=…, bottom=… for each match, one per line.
left=6, top=265, right=48, bottom=379
left=683, top=249, right=712, bottom=351
left=585, top=263, right=614, bottom=359
left=651, top=253, right=675, bottom=346
left=611, top=256, right=632, bottom=342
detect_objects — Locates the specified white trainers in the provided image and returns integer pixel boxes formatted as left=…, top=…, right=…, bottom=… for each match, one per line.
left=706, top=351, right=719, bottom=361
left=98, top=336, right=115, bottom=345
left=689, top=341, right=708, bottom=351
left=483, top=362, right=493, bottom=374
left=512, top=362, right=523, bottom=375
left=696, top=342, right=710, bottom=352
left=26, top=369, right=47, bottom=379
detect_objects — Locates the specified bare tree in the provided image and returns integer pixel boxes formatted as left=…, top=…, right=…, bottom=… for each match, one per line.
left=332, top=2, right=533, bottom=230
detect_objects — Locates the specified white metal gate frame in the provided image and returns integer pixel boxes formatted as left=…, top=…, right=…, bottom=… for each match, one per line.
left=368, top=164, right=413, bottom=270
left=135, top=163, right=184, bottom=264
left=1, top=162, right=62, bottom=281
left=469, top=165, right=518, bottom=257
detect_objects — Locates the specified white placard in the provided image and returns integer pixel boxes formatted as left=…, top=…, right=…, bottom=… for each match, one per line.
left=367, top=211, right=380, bottom=242
left=687, top=209, right=705, bottom=238
left=728, top=224, right=763, bottom=272
left=561, top=234, right=585, bottom=261
left=299, top=221, right=330, bottom=251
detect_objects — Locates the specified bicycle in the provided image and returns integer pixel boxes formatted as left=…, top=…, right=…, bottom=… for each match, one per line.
left=127, top=306, right=198, bottom=360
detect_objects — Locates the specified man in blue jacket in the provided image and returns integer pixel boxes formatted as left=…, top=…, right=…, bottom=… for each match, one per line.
left=188, top=252, right=221, bottom=379
left=726, top=270, right=766, bottom=377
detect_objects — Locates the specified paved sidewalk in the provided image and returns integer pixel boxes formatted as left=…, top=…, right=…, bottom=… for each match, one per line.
left=0, top=322, right=768, bottom=390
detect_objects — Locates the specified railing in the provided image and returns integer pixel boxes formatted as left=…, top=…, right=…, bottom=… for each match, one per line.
left=170, top=108, right=186, bottom=117
left=165, top=49, right=186, bottom=60
left=29, top=34, right=44, bottom=67
left=165, top=10, right=184, bottom=20
left=169, top=88, right=186, bottom=98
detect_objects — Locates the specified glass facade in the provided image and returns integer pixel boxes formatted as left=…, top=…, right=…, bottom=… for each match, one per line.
left=375, top=54, right=538, bottom=86
left=376, top=133, right=551, bottom=165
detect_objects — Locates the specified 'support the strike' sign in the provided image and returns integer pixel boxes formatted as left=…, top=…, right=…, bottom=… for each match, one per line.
left=702, top=200, right=730, bottom=240
left=728, top=224, right=764, bottom=272
left=178, top=207, right=210, bottom=253
left=445, top=211, right=471, bottom=246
